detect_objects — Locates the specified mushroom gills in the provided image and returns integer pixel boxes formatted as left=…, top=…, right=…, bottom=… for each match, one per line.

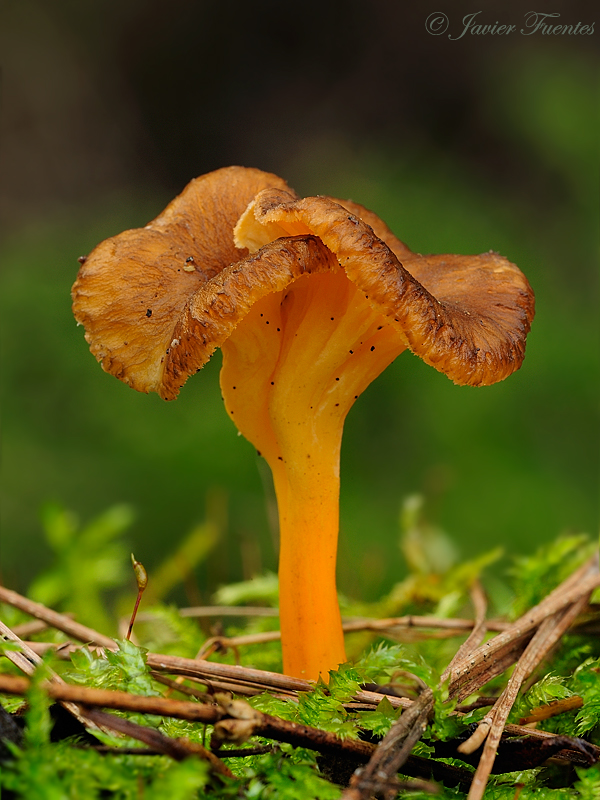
left=220, top=268, right=407, bottom=680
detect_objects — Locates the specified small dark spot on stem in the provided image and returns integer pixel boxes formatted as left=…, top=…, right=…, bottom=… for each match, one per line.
left=377, top=325, right=383, bottom=330
left=335, top=403, right=339, bottom=407
left=278, top=456, right=283, bottom=461
left=77, top=255, right=87, bottom=264
left=146, top=309, right=153, bottom=318
left=354, top=395, right=358, bottom=399
left=277, top=327, right=281, bottom=332
left=233, top=386, right=236, bottom=389
left=349, top=350, right=353, bottom=354
left=185, top=256, right=195, bottom=263
left=335, top=377, right=340, bottom=381
left=271, top=381, right=274, bottom=385
left=370, top=345, right=375, bottom=351
left=256, top=450, right=262, bottom=457
left=330, top=317, right=334, bottom=321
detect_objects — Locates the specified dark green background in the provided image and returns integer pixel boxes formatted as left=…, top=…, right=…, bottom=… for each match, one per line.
left=1, top=1, right=598, bottom=605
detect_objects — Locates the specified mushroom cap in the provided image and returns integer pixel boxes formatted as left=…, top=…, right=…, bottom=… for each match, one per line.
left=73, top=168, right=535, bottom=400
left=72, top=166, right=292, bottom=396
left=235, top=189, right=535, bottom=387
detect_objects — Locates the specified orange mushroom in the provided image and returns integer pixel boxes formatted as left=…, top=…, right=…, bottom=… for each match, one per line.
left=72, top=166, right=535, bottom=681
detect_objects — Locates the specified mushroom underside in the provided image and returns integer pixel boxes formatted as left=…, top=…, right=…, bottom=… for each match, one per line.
left=220, top=266, right=408, bottom=679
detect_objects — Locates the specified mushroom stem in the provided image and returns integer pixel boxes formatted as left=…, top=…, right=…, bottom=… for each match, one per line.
left=220, top=269, right=407, bottom=680
left=270, top=441, right=345, bottom=681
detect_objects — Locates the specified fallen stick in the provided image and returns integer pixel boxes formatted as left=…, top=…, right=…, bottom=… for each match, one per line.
left=0, top=586, right=115, bottom=649
left=463, top=591, right=593, bottom=800
left=80, top=707, right=233, bottom=778
left=341, top=689, right=434, bottom=800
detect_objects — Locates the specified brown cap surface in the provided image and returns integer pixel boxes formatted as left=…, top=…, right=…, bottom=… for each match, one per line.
left=72, top=166, right=291, bottom=396
left=238, top=189, right=535, bottom=386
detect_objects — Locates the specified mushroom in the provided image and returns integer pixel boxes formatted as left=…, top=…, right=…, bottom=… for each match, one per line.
left=72, top=166, right=535, bottom=681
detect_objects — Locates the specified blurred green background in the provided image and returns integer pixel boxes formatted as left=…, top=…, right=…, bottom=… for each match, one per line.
left=1, top=1, right=598, bottom=610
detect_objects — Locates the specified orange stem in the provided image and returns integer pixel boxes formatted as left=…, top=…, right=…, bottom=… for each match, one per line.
left=269, top=426, right=346, bottom=681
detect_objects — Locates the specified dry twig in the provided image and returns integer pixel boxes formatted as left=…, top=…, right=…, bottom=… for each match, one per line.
left=0, top=673, right=376, bottom=764
left=341, top=688, right=435, bottom=800
left=0, top=617, right=95, bottom=730
left=462, top=590, right=594, bottom=800
left=0, top=586, right=115, bottom=649
left=448, top=555, right=600, bottom=702
left=81, top=707, right=234, bottom=778
left=441, top=580, right=488, bottom=684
